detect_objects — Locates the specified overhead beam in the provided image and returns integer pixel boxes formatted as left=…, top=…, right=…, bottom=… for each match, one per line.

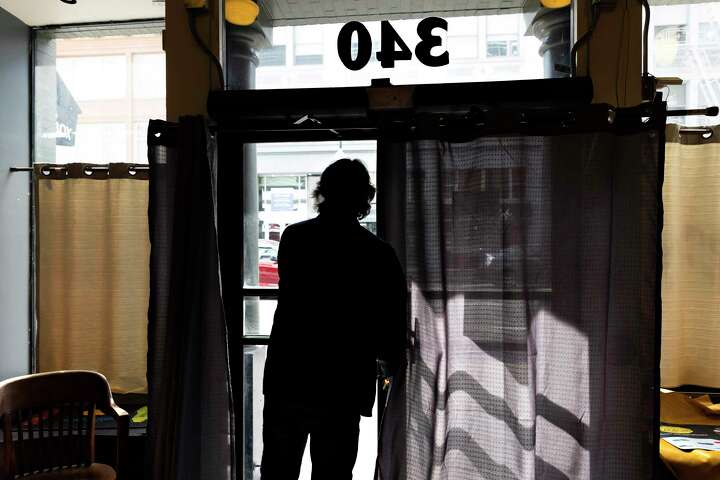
left=573, top=0, right=643, bottom=107
left=165, top=0, right=223, bottom=121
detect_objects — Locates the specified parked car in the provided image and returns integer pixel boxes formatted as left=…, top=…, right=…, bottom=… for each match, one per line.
left=258, top=239, right=279, bottom=286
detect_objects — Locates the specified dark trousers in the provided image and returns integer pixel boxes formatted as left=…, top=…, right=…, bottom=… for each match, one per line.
left=260, top=399, right=361, bottom=480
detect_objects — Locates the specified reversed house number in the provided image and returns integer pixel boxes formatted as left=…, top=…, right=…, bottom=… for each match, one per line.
left=337, top=17, right=450, bottom=71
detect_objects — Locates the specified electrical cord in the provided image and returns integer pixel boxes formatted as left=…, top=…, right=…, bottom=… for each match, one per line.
left=640, top=0, right=650, bottom=77
left=614, top=0, right=628, bottom=106
left=187, top=8, right=226, bottom=91
left=570, top=2, right=601, bottom=77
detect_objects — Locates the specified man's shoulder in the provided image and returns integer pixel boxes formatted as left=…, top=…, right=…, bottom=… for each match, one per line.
left=284, top=218, right=394, bottom=254
left=281, top=218, right=318, bottom=237
left=356, top=227, right=397, bottom=258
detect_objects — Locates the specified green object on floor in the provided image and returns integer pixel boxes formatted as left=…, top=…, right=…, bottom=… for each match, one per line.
left=132, top=406, right=148, bottom=423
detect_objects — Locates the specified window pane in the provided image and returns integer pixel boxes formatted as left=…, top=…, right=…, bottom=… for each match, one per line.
left=294, top=25, right=323, bottom=65
left=448, top=16, right=479, bottom=36
left=244, top=297, right=277, bottom=337
left=449, top=36, right=478, bottom=59
left=258, top=45, right=287, bottom=66
left=295, top=25, right=323, bottom=43
left=55, top=123, right=127, bottom=164
left=133, top=53, right=166, bottom=99
left=245, top=141, right=377, bottom=288
left=486, top=14, right=518, bottom=35
left=243, top=345, right=378, bottom=480
left=487, top=40, right=508, bottom=57
left=133, top=121, right=150, bottom=164
left=56, top=56, right=126, bottom=101
left=665, top=84, right=687, bottom=110
left=256, top=15, right=543, bottom=89
left=34, top=32, right=165, bottom=164
left=650, top=3, right=720, bottom=126
left=654, top=25, right=689, bottom=68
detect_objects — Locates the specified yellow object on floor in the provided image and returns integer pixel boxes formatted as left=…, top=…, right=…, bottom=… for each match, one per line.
left=132, top=405, right=148, bottom=424
left=660, top=391, right=720, bottom=480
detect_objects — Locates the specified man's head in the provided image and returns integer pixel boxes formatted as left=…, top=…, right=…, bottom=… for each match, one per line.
left=313, top=158, right=376, bottom=220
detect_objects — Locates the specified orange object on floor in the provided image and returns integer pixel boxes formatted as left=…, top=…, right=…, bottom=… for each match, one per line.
left=660, top=391, right=720, bottom=480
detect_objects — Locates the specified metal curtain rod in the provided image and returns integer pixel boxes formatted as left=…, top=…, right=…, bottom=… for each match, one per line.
left=667, top=106, right=719, bottom=117
left=678, top=127, right=714, bottom=136
left=9, top=165, right=150, bottom=173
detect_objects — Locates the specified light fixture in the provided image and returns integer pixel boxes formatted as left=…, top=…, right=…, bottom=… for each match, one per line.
left=539, top=0, right=571, bottom=8
left=225, top=0, right=259, bottom=26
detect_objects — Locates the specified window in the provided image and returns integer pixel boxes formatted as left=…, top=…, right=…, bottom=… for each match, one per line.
left=294, top=26, right=324, bottom=65
left=258, top=45, right=287, bottom=66
left=257, top=175, right=305, bottom=214
left=255, top=15, right=542, bottom=90
left=30, top=23, right=165, bottom=403
left=133, top=53, right=166, bottom=99
left=447, top=16, right=479, bottom=60
left=699, top=22, right=719, bottom=43
left=54, top=122, right=127, bottom=164
left=351, top=37, right=380, bottom=63
left=486, top=39, right=519, bottom=57
left=698, top=79, right=720, bottom=107
left=486, top=15, right=520, bottom=58
left=650, top=3, right=720, bottom=126
left=56, top=55, right=126, bottom=101
left=248, top=141, right=377, bottom=290
left=655, top=24, right=688, bottom=43
left=34, top=27, right=166, bottom=164
left=664, top=83, right=687, bottom=110
left=654, top=24, right=689, bottom=68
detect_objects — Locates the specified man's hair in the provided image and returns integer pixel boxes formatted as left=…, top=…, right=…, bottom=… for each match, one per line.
left=312, top=158, right=376, bottom=220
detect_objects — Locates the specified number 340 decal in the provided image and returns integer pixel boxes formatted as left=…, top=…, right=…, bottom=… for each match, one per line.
left=338, top=17, right=449, bottom=71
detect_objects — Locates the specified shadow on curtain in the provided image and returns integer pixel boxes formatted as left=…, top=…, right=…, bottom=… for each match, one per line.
left=146, top=117, right=235, bottom=480
left=380, top=130, right=663, bottom=479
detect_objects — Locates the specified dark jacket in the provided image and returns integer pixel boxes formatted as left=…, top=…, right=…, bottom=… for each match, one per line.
left=262, top=211, right=408, bottom=416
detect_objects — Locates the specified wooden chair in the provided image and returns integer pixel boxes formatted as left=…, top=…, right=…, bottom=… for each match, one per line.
left=0, top=371, right=128, bottom=480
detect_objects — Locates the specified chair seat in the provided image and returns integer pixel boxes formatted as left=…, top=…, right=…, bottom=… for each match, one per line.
left=23, top=463, right=116, bottom=480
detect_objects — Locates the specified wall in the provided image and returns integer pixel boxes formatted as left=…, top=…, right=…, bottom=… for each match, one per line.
left=0, top=6, right=30, bottom=380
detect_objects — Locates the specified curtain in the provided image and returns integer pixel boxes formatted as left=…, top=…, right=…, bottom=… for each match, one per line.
left=380, top=130, right=663, bottom=480
left=35, top=163, right=149, bottom=394
left=661, top=125, right=720, bottom=388
left=146, top=117, right=234, bottom=480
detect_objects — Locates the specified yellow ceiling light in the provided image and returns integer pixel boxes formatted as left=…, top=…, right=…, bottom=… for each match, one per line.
left=225, top=0, right=260, bottom=26
left=540, top=0, right=571, bottom=8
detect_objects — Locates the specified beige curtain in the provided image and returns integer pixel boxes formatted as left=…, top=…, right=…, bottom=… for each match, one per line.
left=36, top=163, right=150, bottom=394
left=662, top=125, right=720, bottom=388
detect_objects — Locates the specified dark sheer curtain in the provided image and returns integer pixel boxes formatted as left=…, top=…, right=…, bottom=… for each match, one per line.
left=380, top=130, right=663, bottom=479
left=147, top=117, right=235, bottom=480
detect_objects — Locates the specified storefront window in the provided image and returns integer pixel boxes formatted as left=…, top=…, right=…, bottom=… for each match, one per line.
left=255, top=14, right=543, bottom=90
left=34, top=24, right=165, bottom=164
left=650, top=3, right=720, bottom=126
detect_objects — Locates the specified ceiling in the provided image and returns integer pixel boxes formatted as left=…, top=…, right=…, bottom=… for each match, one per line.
left=0, top=0, right=164, bottom=27
left=259, top=0, right=525, bottom=26
left=0, top=0, right=528, bottom=29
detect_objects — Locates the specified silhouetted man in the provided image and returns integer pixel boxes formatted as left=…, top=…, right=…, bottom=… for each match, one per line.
left=260, top=158, right=408, bottom=480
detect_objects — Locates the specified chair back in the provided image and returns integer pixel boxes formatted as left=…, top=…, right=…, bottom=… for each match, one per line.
left=0, top=370, right=117, bottom=478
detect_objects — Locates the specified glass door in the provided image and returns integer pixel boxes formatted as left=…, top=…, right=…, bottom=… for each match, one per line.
left=240, top=140, right=379, bottom=480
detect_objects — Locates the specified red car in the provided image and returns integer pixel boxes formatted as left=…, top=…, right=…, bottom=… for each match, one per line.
left=258, top=239, right=279, bottom=286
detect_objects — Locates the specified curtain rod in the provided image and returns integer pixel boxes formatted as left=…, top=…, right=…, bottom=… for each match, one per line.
left=678, top=127, right=714, bottom=136
left=667, top=106, right=718, bottom=117
left=9, top=165, right=150, bottom=173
